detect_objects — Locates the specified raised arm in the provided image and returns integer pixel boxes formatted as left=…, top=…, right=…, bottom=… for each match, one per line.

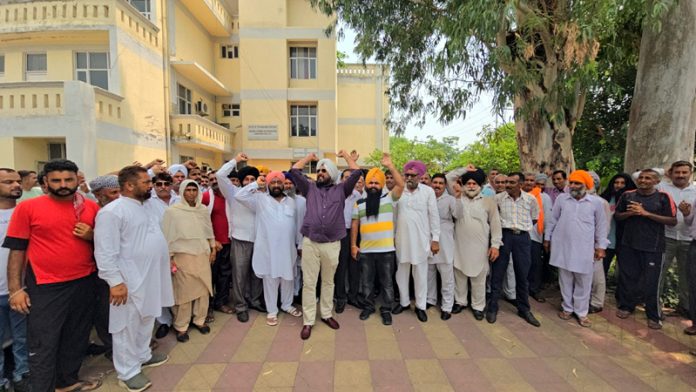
left=234, top=180, right=261, bottom=211
left=382, top=153, right=404, bottom=201
left=290, top=153, right=317, bottom=196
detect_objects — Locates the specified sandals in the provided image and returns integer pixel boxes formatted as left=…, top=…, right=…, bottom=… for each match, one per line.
left=58, top=379, right=103, bottom=392
left=284, top=306, right=303, bottom=317
left=578, top=316, right=592, bottom=328
left=216, top=304, right=235, bottom=314
left=558, top=310, right=573, bottom=320
left=266, top=315, right=279, bottom=326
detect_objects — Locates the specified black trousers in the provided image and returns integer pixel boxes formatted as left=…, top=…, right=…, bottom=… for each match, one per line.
left=616, top=245, right=663, bottom=321
left=688, top=242, right=696, bottom=323
left=211, top=243, right=232, bottom=309
left=92, top=277, right=112, bottom=351
left=488, top=230, right=532, bottom=314
left=528, top=240, right=544, bottom=296
left=336, top=229, right=361, bottom=304
left=26, top=268, right=95, bottom=392
left=359, top=252, right=395, bottom=313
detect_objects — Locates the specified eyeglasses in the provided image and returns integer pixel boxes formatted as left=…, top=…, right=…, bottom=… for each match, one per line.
left=317, top=169, right=328, bottom=173
left=404, top=173, right=418, bottom=178
left=154, top=181, right=171, bottom=187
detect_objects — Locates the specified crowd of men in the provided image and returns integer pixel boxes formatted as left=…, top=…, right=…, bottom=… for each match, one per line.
left=0, top=153, right=694, bottom=392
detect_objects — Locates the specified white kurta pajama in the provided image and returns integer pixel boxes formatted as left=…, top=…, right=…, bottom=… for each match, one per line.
left=94, top=197, right=174, bottom=381
left=546, top=193, right=609, bottom=317
left=235, top=182, right=302, bottom=317
left=427, top=193, right=456, bottom=312
left=451, top=194, right=503, bottom=311
left=395, top=184, right=440, bottom=310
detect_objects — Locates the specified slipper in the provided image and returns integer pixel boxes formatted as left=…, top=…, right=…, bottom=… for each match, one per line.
left=284, top=306, right=302, bottom=317
left=216, top=305, right=235, bottom=314
left=578, top=316, right=592, bottom=328
left=59, top=379, right=103, bottom=392
left=205, top=315, right=215, bottom=324
left=266, top=316, right=279, bottom=326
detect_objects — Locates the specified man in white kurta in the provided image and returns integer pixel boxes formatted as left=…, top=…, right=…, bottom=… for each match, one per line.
left=426, top=174, right=456, bottom=320
left=545, top=170, right=608, bottom=327
left=447, top=168, right=502, bottom=320
left=234, top=171, right=304, bottom=324
left=393, top=160, right=440, bottom=322
left=94, top=166, right=174, bottom=390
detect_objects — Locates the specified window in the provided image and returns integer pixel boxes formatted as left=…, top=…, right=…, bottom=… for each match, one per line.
left=179, top=155, right=194, bottom=163
left=25, top=53, right=47, bottom=74
left=75, top=52, right=109, bottom=90
left=177, top=84, right=192, bottom=115
left=222, top=104, right=240, bottom=117
left=0, top=55, right=4, bottom=75
left=292, top=161, right=318, bottom=174
left=47, top=143, right=66, bottom=160
left=128, top=0, right=151, bottom=20
left=290, top=104, right=317, bottom=137
left=289, top=47, right=316, bottom=79
left=221, top=45, right=238, bottom=59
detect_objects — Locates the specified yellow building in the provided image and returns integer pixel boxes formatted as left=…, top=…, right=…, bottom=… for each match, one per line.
left=0, top=0, right=388, bottom=178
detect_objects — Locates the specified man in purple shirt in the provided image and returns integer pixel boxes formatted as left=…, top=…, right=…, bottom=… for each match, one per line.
left=290, top=150, right=362, bottom=340
left=545, top=170, right=569, bottom=205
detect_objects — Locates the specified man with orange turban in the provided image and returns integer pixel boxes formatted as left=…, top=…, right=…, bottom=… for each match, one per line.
left=545, top=170, right=609, bottom=327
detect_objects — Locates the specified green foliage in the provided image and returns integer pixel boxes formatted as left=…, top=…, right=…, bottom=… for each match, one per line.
left=366, top=135, right=460, bottom=173
left=450, top=123, right=520, bottom=174
left=336, top=50, right=347, bottom=69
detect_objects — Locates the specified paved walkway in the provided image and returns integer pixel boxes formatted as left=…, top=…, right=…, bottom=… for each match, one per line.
left=83, top=293, right=696, bottom=391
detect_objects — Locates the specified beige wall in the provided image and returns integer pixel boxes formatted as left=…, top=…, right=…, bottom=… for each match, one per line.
left=172, top=2, right=215, bottom=72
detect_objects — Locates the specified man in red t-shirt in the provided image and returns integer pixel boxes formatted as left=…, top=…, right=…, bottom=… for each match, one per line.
left=2, top=159, right=101, bottom=392
left=202, top=171, right=234, bottom=315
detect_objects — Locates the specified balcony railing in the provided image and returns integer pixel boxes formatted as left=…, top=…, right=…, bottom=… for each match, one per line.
left=337, top=64, right=388, bottom=78
left=180, top=0, right=235, bottom=37
left=171, top=114, right=234, bottom=153
left=0, top=81, right=65, bottom=116
left=0, top=0, right=160, bottom=49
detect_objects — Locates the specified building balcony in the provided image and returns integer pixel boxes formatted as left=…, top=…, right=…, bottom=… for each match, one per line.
left=180, top=0, right=236, bottom=37
left=170, top=60, right=231, bottom=96
left=0, top=0, right=160, bottom=49
left=171, top=114, right=234, bottom=153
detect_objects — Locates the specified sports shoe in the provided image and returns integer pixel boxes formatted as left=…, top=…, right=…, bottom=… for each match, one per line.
left=119, top=372, right=152, bottom=392
left=143, top=352, right=169, bottom=368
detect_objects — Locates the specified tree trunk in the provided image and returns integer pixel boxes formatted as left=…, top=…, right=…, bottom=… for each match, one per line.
left=515, top=96, right=576, bottom=174
left=624, top=0, right=696, bottom=172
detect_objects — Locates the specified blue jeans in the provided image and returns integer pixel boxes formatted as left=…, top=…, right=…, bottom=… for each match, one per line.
left=0, top=294, right=29, bottom=383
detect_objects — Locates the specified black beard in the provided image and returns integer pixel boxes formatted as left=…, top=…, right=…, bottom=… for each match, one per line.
left=269, top=187, right=284, bottom=198
left=48, top=186, right=77, bottom=197
left=316, top=177, right=331, bottom=187
left=365, top=189, right=382, bottom=218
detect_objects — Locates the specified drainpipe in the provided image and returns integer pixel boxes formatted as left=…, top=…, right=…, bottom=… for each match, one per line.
left=160, top=0, right=172, bottom=163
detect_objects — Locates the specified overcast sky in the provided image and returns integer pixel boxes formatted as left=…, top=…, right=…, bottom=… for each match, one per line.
left=336, top=26, right=511, bottom=148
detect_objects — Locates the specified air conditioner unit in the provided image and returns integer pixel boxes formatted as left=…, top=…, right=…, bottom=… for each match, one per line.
left=195, top=101, right=209, bottom=116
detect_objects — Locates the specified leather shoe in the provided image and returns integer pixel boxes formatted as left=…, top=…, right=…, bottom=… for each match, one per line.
left=359, top=309, right=373, bottom=320
left=486, top=311, right=497, bottom=324
left=647, top=319, right=662, bottom=330
left=518, top=311, right=541, bottom=327
left=616, top=309, right=632, bottom=319
left=440, top=311, right=451, bottom=321
left=300, top=325, right=312, bottom=340
left=347, top=299, right=363, bottom=310
left=381, top=312, right=392, bottom=326
left=335, top=300, right=347, bottom=314
left=392, top=305, right=409, bottom=315
left=415, top=308, right=428, bottom=322
left=176, top=331, right=189, bottom=342
left=530, top=293, right=546, bottom=303
left=451, top=304, right=466, bottom=314
left=236, top=310, right=249, bottom=323
left=155, top=324, right=170, bottom=339
left=684, top=325, right=696, bottom=335
left=321, top=317, right=340, bottom=330
left=472, top=310, right=484, bottom=321
left=588, top=305, right=603, bottom=314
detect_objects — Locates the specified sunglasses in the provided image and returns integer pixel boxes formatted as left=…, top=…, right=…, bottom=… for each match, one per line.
left=317, top=169, right=328, bottom=173
left=154, top=181, right=171, bottom=187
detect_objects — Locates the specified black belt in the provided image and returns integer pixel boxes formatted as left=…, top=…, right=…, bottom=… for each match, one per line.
left=503, top=228, right=527, bottom=235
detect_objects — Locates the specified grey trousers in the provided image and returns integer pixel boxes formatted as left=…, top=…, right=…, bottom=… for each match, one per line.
left=660, top=237, right=691, bottom=311
left=231, top=238, right=264, bottom=312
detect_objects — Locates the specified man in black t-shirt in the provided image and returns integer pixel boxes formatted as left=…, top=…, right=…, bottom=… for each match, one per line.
left=615, top=169, right=677, bottom=329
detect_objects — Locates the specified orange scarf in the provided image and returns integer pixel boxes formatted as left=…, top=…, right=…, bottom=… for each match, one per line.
left=529, top=187, right=544, bottom=235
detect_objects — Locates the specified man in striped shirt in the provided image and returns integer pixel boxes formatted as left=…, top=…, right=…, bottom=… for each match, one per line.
left=351, top=154, right=404, bottom=325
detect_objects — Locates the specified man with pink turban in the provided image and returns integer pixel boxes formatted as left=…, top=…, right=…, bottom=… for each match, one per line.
left=392, top=160, right=440, bottom=322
